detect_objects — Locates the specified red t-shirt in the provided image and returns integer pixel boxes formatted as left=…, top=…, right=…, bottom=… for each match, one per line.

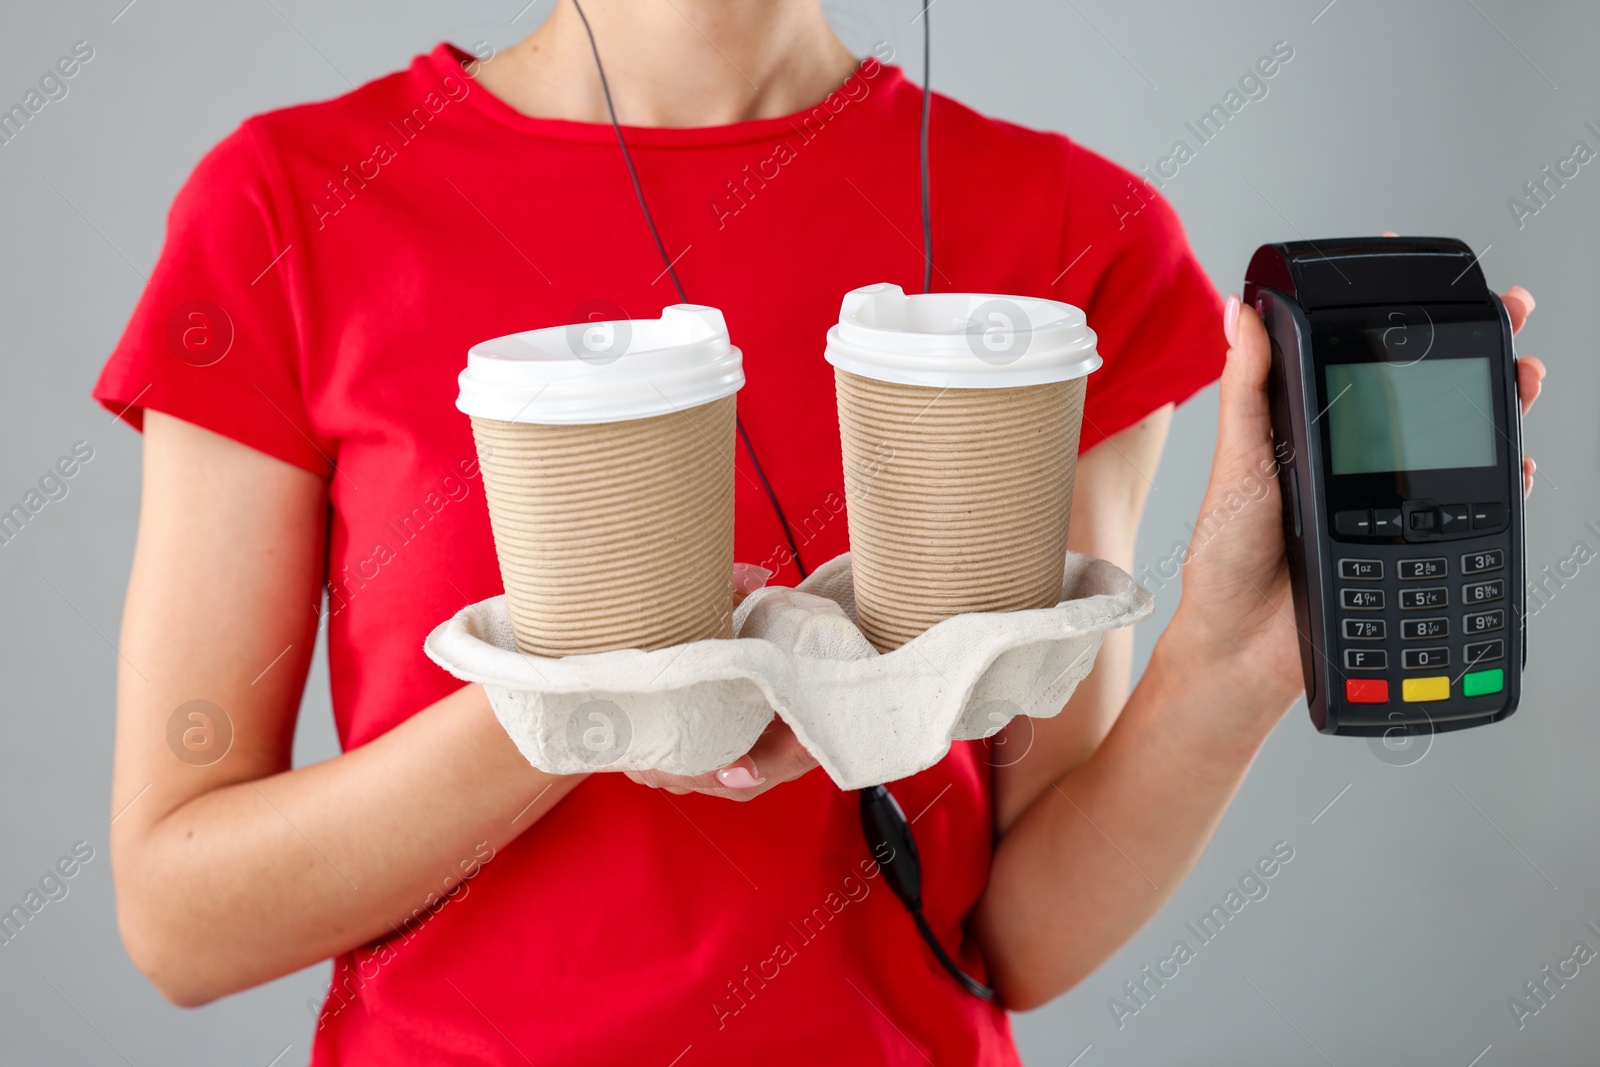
left=95, top=44, right=1223, bottom=1066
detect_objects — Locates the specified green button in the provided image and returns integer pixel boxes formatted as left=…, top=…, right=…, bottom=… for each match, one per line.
left=1463, top=668, right=1504, bottom=697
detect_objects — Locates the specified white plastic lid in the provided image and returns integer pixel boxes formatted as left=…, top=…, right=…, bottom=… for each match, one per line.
left=824, top=283, right=1101, bottom=389
left=456, top=305, right=744, bottom=424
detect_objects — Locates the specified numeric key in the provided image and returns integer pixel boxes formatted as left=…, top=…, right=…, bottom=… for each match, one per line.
left=1401, top=617, right=1449, bottom=640
left=1343, top=618, right=1385, bottom=640
left=1398, top=558, right=1447, bottom=580
left=1402, top=647, right=1450, bottom=670
left=1341, top=588, right=1385, bottom=610
left=1400, top=587, right=1448, bottom=610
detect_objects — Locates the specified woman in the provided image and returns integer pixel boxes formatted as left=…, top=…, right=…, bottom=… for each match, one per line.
left=96, top=1, right=1544, bottom=1063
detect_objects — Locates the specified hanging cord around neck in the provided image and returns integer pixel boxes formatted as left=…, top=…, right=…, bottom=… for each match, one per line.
left=571, top=0, right=808, bottom=578
left=570, top=0, right=986, bottom=1005
left=572, top=0, right=686, bottom=305
left=855, top=9, right=997, bottom=1005
left=920, top=0, right=933, bottom=294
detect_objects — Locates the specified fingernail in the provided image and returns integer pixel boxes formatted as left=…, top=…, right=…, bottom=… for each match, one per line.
left=716, top=763, right=764, bottom=789
left=1383, top=231, right=1399, bottom=237
left=1223, top=292, right=1241, bottom=348
left=1509, top=285, right=1536, bottom=313
left=732, top=563, right=772, bottom=596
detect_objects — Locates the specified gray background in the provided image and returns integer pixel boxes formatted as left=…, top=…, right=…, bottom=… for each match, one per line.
left=1, top=1, right=1596, bottom=1064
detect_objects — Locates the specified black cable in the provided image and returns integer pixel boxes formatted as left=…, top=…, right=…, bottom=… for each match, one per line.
left=919, top=0, right=933, bottom=295
left=573, top=0, right=984, bottom=1002
left=573, top=0, right=687, bottom=306
left=860, top=11, right=993, bottom=1002
left=860, top=786, right=995, bottom=1001
left=911, top=907, right=993, bottom=1001
left=737, top=419, right=808, bottom=578
left=572, top=0, right=808, bottom=578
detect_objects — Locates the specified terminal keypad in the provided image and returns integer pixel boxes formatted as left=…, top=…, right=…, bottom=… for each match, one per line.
left=1336, top=517, right=1509, bottom=708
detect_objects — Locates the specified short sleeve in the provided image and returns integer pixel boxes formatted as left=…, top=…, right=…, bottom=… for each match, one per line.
left=92, top=121, right=330, bottom=476
left=1056, top=145, right=1226, bottom=452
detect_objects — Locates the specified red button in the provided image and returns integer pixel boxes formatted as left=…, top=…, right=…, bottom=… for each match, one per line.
left=1346, top=678, right=1389, bottom=704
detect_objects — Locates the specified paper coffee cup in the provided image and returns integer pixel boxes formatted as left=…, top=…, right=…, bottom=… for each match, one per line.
left=457, top=306, right=743, bottom=658
left=825, top=283, right=1101, bottom=651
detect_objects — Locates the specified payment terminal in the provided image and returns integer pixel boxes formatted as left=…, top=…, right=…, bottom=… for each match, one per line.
left=1244, top=237, right=1526, bottom=736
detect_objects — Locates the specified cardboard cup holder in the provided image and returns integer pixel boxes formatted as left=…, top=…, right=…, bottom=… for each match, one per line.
left=425, top=550, right=1152, bottom=790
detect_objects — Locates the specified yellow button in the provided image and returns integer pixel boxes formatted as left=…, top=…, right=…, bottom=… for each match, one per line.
left=1402, top=676, right=1450, bottom=703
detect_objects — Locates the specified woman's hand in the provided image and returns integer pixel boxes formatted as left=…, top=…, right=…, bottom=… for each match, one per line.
left=1504, top=286, right=1546, bottom=492
left=625, top=717, right=821, bottom=800
left=623, top=562, right=823, bottom=800
left=1159, top=296, right=1306, bottom=735
left=1163, top=285, right=1545, bottom=742
left=978, top=284, right=1547, bottom=1005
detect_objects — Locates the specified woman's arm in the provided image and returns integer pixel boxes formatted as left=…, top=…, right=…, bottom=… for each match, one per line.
left=111, top=412, right=580, bottom=1007
left=987, top=404, right=1173, bottom=833
left=975, top=291, right=1544, bottom=1008
left=971, top=302, right=1307, bottom=1007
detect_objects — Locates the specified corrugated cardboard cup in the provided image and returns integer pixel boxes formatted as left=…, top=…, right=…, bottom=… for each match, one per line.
left=826, top=284, right=1101, bottom=651
left=458, top=305, right=743, bottom=658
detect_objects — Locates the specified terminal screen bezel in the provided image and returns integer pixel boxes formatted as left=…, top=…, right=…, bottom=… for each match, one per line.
left=1310, top=302, right=1511, bottom=537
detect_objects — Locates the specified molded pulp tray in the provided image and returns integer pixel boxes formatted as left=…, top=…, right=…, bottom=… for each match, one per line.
left=424, top=551, right=1154, bottom=790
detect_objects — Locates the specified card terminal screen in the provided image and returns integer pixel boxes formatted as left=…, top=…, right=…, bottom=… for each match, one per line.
left=1324, top=351, right=1496, bottom=475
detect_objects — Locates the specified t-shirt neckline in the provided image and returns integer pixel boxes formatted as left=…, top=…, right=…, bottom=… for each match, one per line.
left=424, top=42, right=901, bottom=148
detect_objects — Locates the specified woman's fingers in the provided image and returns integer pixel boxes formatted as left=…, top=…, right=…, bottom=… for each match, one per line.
left=1517, top=355, right=1546, bottom=417
left=703, top=721, right=819, bottom=801
left=1503, top=286, right=1535, bottom=334
left=731, top=562, right=771, bottom=607
left=1214, top=296, right=1275, bottom=471
left=1500, top=288, right=1541, bottom=498
left=623, top=719, right=819, bottom=801
left=742, top=720, right=819, bottom=783
left=714, top=754, right=765, bottom=789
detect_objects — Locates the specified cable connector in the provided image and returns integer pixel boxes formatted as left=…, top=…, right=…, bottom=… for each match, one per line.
left=858, top=785, right=995, bottom=1000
